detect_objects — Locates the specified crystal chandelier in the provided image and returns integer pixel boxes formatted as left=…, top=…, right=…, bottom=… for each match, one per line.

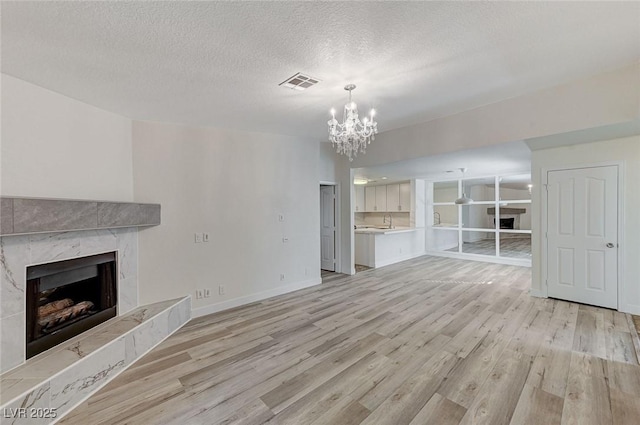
left=328, top=84, right=378, bottom=161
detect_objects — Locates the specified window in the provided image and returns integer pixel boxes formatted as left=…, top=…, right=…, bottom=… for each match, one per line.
left=429, top=174, right=531, bottom=262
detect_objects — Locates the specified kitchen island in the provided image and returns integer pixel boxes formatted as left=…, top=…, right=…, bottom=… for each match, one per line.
left=354, top=226, right=425, bottom=268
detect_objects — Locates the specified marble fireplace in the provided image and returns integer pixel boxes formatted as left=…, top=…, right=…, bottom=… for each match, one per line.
left=0, top=228, right=139, bottom=374
left=0, top=198, right=196, bottom=424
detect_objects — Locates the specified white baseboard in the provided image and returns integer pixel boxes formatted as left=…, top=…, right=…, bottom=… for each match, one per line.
left=374, top=251, right=427, bottom=268
left=192, top=277, right=322, bottom=318
left=529, top=289, right=547, bottom=298
left=620, top=303, right=640, bottom=315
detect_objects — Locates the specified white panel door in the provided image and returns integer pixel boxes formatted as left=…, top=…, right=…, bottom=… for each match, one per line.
left=547, top=166, right=618, bottom=309
left=320, top=185, right=336, bottom=271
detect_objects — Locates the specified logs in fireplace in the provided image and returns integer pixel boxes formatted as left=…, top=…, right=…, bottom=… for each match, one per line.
left=26, top=252, right=117, bottom=359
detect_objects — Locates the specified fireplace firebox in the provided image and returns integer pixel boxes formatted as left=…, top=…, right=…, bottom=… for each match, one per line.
left=494, top=218, right=516, bottom=229
left=26, top=252, right=117, bottom=359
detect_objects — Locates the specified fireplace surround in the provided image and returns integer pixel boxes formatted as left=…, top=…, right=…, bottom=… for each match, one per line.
left=1, top=196, right=161, bottom=374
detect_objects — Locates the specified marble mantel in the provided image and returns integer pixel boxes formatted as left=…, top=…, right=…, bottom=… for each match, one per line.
left=0, top=197, right=161, bottom=236
left=486, top=207, right=527, bottom=215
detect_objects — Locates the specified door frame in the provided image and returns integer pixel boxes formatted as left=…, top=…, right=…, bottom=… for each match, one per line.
left=320, top=181, right=341, bottom=273
left=541, top=160, right=624, bottom=309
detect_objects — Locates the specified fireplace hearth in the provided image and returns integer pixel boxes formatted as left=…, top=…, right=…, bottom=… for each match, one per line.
left=26, top=252, right=117, bottom=359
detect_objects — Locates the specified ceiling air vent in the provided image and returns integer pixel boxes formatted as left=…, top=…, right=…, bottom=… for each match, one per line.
left=279, top=73, right=320, bottom=91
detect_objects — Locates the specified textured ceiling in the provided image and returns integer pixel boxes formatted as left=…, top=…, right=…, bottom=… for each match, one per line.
left=2, top=2, right=639, bottom=140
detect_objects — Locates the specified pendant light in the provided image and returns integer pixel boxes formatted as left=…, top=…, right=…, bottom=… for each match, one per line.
left=455, top=168, right=474, bottom=205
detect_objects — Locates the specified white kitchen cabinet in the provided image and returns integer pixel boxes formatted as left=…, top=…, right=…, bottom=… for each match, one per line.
left=399, top=182, right=411, bottom=211
left=365, top=186, right=376, bottom=212
left=360, top=182, right=411, bottom=213
left=375, top=186, right=387, bottom=212
left=386, top=184, right=400, bottom=212
left=355, top=186, right=365, bottom=212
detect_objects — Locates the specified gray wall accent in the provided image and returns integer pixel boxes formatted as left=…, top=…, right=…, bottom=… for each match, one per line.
left=97, top=203, right=161, bottom=227
left=1, top=198, right=13, bottom=234
left=0, top=197, right=160, bottom=236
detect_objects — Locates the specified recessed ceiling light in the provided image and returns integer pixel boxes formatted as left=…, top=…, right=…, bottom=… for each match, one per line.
left=354, top=178, right=368, bottom=185
left=381, top=177, right=388, bottom=180
left=279, top=72, right=321, bottom=91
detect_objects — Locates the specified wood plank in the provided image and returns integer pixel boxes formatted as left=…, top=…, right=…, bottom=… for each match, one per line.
left=359, top=351, right=459, bottom=425
left=407, top=393, right=466, bottom=425
left=260, top=332, right=387, bottom=413
left=609, top=387, right=640, bottom=425
left=572, top=307, right=606, bottom=359
left=625, top=314, right=640, bottom=364
left=309, top=397, right=370, bottom=425
left=561, top=352, right=613, bottom=425
left=458, top=348, right=533, bottom=425
left=509, top=384, right=563, bottom=425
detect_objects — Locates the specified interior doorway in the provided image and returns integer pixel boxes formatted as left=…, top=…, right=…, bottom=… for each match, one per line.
left=545, top=165, right=619, bottom=309
left=320, top=184, right=337, bottom=272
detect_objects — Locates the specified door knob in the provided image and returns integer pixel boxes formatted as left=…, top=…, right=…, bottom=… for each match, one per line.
left=606, top=243, right=615, bottom=248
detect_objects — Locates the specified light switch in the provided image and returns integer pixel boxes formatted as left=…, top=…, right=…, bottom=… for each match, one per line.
left=278, top=214, right=285, bottom=222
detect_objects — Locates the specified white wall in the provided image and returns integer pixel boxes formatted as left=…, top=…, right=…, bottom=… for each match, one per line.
left=318, top=142, right=337, bottom=183
left=132, top=120, right=321, bottom=311
left=351, top=63, right=640, bottom=169
left=1, top=75, right=133, bottom=201
left=531, top=136, right=640, bottom=314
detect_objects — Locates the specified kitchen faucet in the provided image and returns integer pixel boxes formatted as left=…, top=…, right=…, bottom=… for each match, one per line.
left=383, top=213, right=393, bottom=229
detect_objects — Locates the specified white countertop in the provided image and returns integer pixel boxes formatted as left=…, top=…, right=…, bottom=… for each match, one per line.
left=354, top=226, right=420, bottom=235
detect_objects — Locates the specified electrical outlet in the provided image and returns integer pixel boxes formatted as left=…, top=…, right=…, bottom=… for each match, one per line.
left=218, top=285, right=225, bottom=295
left=282, top=237, right=289, bottom=243
left=280, top=273, right=285, bottom=281
left=203, top=233, right=210, bottom=243
left=195, top=289, right=203, bottom=299
left=204, top=289, right=211, bottom=298
left=194, top=233, right=202, bottom=243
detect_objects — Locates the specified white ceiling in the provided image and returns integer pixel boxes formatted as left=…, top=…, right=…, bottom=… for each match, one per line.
left=2, top=2, right=639, bottom=140
left=353, top=140, right=532, bottom=183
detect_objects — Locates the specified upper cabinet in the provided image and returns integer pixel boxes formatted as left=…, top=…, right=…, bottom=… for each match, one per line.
left=355, top=186, right=365, bottom=212
left=387, top=184, right=400, bottom=211
left=375, top=186, right=387, bottom=212
left=365, top=186, right=376, bottom=212
left=399, top=182, right=411, bottom=211
left=360, top=182, right=411, bottom=213
left=386, top=182, right=411, bottom=212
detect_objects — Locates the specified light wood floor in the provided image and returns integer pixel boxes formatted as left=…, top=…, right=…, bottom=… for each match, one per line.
left=446, top=236, right=532, bottom=258
left=60, top=256, right=640, bottom=425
